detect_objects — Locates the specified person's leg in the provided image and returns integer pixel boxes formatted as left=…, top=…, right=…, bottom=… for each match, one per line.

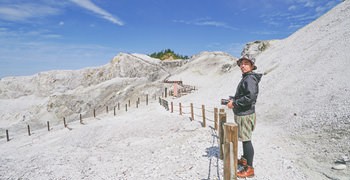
left=238, top=140, right=255, bottom=178
left=238, top=114, right=256, bottom=178
left=243, top=140, right=254, bottom=167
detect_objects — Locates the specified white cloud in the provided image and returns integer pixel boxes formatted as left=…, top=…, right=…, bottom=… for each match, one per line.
left=0, top=27, right=61, bottom=41
left=303, top=0, right=315, bottom=7
left=260, top=0, right=339, bottom=31
left=251, top=30, right=280, bottom=35
left=288, top=5, right=297, bottom=11
left=174, top=18, right=237, bottom=30
left=315, top=1, right=339, bottom=16
left=228, top=43, right=245, bottom=57
left=0, top=3, right=60, bottom=22
left=70, top=0, right=124, bottom=26
left=288, top=23, right=304, bottom=30
left=59, top=21, right=64, bottom=26
left=0, top=33, right=117, bottom=77
left=203, top=42, right=243, bottom=57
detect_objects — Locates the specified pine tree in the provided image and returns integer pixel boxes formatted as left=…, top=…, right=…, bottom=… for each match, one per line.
left=149, top=49, right=189, bottom=60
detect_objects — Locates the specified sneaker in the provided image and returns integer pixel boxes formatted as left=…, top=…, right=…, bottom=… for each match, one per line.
left=237, top=166, right=254, bottom=178
left=237, top=156, right=247, bottom=172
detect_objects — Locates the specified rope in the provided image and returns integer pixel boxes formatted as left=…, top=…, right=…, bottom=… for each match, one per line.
left=194, top=113, right=203, bottom=117
left=205, top=125, right=222, bottom=180
left=205, top=110, right=215, bottom=113
left=205, top=117, right=214, bottom=122
left=206, top=106, right=219, bottom=109
left=157, top=100, right=225, bottom=179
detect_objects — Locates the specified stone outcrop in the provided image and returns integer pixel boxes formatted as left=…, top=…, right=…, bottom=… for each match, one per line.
left=0, top=51, right=236, bottom=129
left=241, top=40, right=273, bottom=59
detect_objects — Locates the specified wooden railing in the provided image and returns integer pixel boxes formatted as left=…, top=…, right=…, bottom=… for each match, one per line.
left=159, top=98, right=239, bottom=180
left=3, top=94, right=156, bottom=142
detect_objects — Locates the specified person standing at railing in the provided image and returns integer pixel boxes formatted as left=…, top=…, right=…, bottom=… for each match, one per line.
left=227, top=56, right=262, bottom=178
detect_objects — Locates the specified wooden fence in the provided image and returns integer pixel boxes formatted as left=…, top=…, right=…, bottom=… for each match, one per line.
left=159, top=98, right=238, bottom=180
left=3, top=94, right=157, bottom=143
left=3, top=90, right=238, bottom=179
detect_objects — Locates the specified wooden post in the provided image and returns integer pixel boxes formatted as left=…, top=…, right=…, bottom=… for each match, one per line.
left=173, top=83, right=178, bottom=97
left=118, top=103, right=120, bottom=110
left=106, top=106, right=109, bottom=113
left=93, top=109, right=96, bottom=118
left=162, top=99, right=169, bottom=110
left=47, top=121, right=50, bottom=131
left=125, top=104, right=128, bottom=112
left=223, top=123, right=238, bottom=180
left=190, top=103, right=194, bottom=121
left=138, top=97, right=140, bottom=105
left=80, top=114, right=83, bottom=124
left=214, top=108, right=218, bottom=130
left=165, top=87, right=168, bottom=98
left=27, top=125, right=31, bottom=136
left=6, top=130, right=9, bottom=142
left=136, top=101, right=138, bottom=108
left=128, top=100, right=131, bottom=107
left=179, top=103, right=182, bottom=115
left=146, top=94, right=149, bottom=105
left=219, top=109, right=227, bottom=160
left=202, top=105, right=206, bottom=127
left=171, top=102, right=173, bottom=113
left=114, top=106, right=116, bottom=116
left=63, top=117, right=67, bottom=128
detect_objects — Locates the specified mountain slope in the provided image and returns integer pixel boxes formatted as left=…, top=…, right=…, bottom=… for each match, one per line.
left=0, top=53, right=170, bottom=131
left=0, top=1, right=349, bottom=179
left=254, top=1, right=350, bottom=178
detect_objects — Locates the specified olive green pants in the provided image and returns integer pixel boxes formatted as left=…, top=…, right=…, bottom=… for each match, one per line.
left=234, top=113, right=256, bottom=142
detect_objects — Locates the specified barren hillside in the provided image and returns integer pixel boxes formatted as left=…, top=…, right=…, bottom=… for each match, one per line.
left=0, top=1, right=349, bottom=179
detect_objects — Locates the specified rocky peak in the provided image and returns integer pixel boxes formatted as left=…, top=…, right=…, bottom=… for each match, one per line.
left=241, top=40, right=272, bottom=59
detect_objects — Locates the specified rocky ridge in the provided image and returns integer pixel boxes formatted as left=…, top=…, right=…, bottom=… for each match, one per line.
left=0, top=51, right=235, bottom=131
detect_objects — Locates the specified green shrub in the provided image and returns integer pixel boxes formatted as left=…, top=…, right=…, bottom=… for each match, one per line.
left=149, top=49, right=189, bottom=60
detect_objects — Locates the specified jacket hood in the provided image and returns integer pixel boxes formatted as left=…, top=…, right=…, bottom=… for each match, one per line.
left=243, top=72, right=263, bottom=83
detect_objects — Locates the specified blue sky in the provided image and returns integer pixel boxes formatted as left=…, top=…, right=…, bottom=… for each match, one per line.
left=0, top=0, right=342, bottom=78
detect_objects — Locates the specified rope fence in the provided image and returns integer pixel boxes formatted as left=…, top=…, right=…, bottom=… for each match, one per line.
left=2, top=93, right=160, bottom=143
left=3, top=86, right=238, bottom=179
left=159, top=98, right=238, bottom=180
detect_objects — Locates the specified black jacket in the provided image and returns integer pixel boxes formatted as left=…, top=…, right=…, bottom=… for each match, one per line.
left=232, top=72, right=262, bottom=116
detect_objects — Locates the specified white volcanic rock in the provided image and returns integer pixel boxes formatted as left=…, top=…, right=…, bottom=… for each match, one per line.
left=332, top=164, right=347, bottom=170
left=1, top=1, right=350, bottom=179
left=241, top=40, right=278, bottom=59
left=0, top=53, right=170, bottom=130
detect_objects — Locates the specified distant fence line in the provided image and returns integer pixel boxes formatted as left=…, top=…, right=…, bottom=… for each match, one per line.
left=3, top=93, right=161, bottom=143
left=3, top=87, right=238, bottom=179
left=159, top=98, right=239, bottom=180
left=3, top=86, right=194, bottom=142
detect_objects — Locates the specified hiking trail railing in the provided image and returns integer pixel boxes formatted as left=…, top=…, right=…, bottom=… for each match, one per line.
left=159, top=98, right=238, bottom=180
left=3, top=93, right=159, bottom=143
left=3, top=87, right=238, bottom=179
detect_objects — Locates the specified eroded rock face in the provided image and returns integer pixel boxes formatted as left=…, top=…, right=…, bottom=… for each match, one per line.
left=0, top=53, right=171, bottom=129
left=241, top=40, right=271, bottom=59
left=0, top=51, right=235, bottom=130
